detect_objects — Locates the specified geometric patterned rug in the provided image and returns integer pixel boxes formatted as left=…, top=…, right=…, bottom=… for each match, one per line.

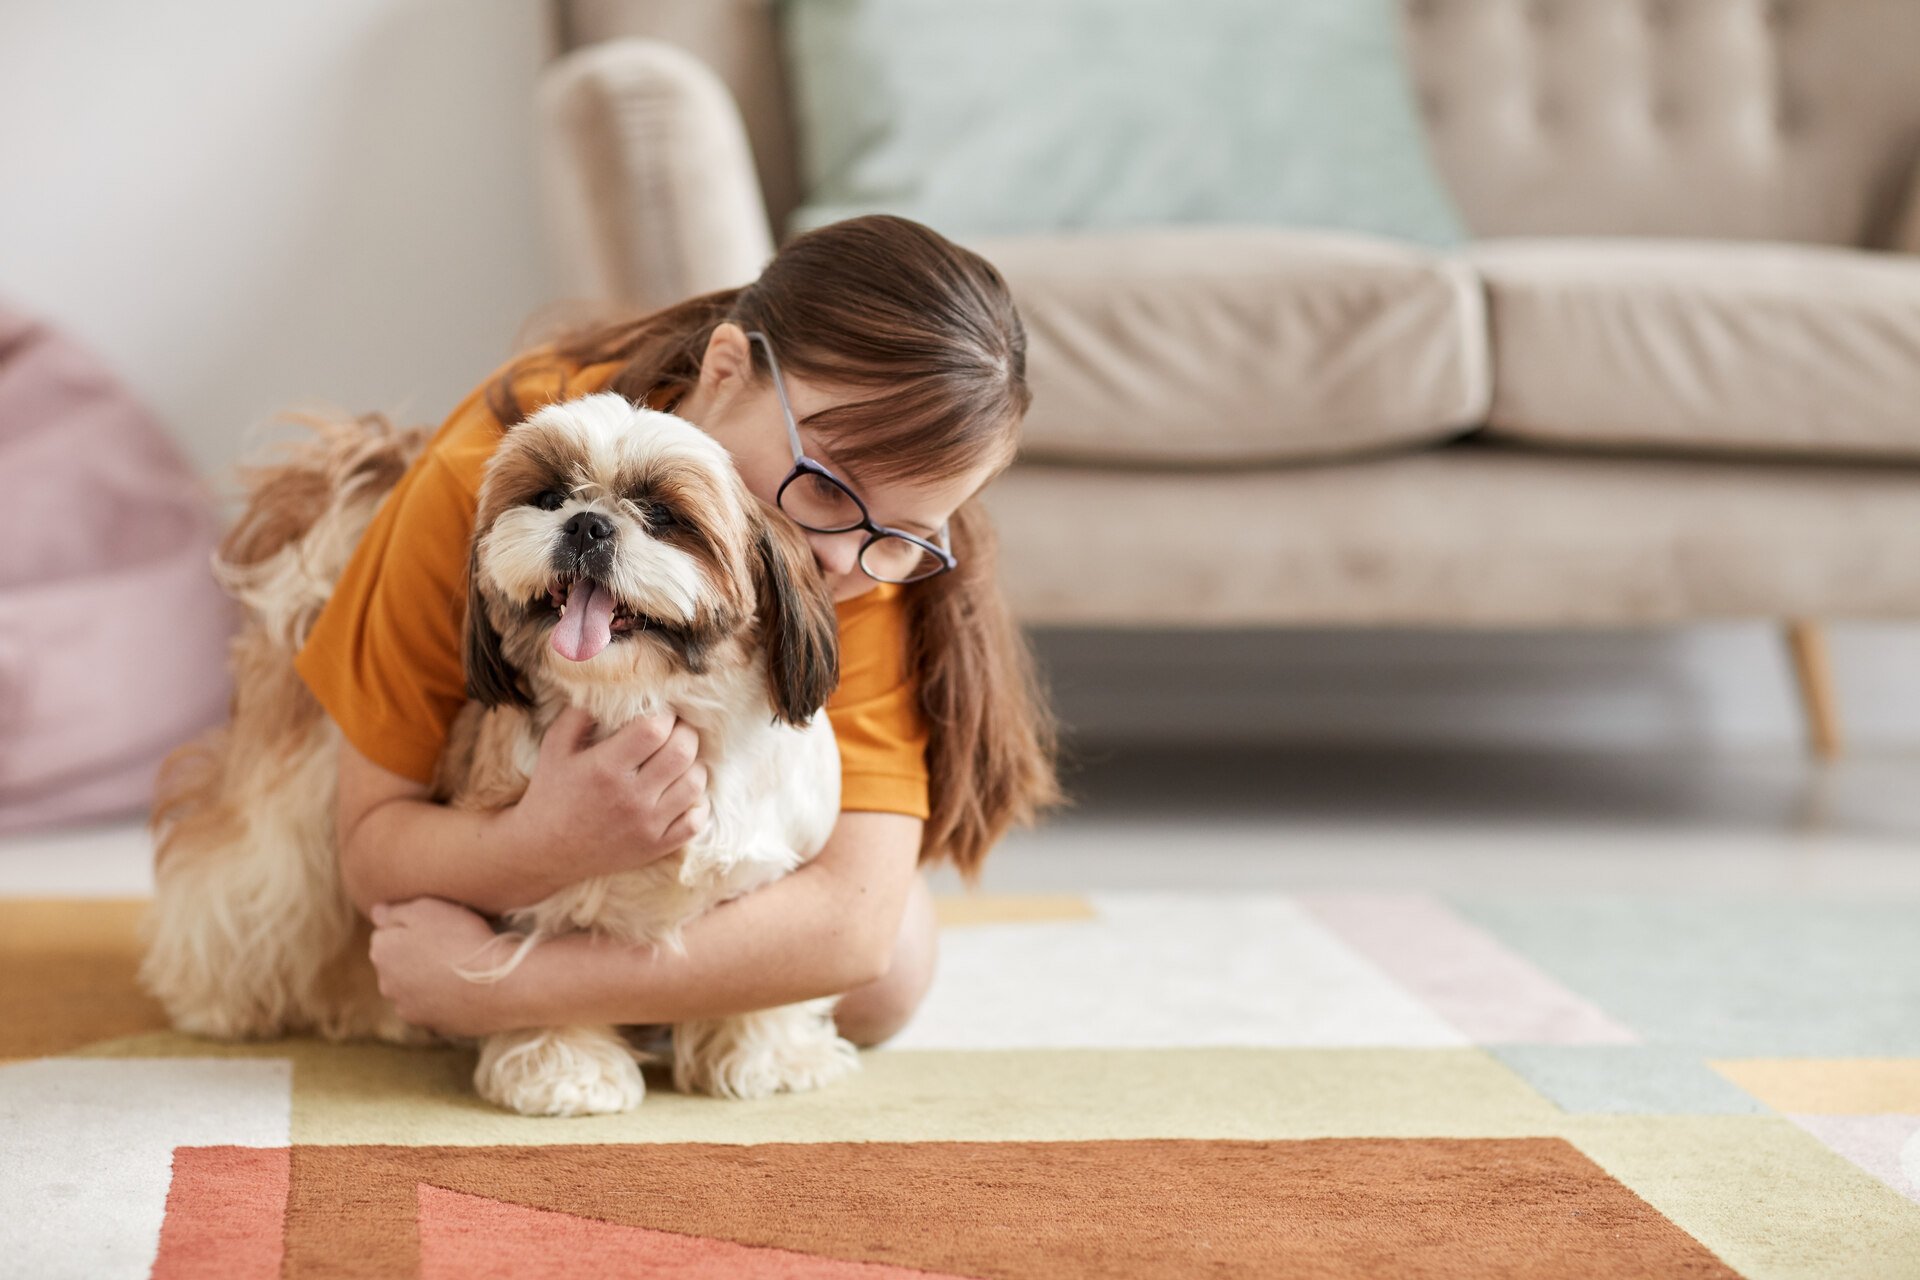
left=4, top=892, right=1918, bottom=1278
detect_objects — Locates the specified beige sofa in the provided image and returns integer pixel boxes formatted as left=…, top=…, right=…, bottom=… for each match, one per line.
left=539, top=0, right=1920, bottom=755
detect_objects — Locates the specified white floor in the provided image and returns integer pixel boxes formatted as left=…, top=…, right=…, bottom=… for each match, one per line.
left=6, top=746, right=1920, bottom=899
left=951, top=745, right=1920, bottom=897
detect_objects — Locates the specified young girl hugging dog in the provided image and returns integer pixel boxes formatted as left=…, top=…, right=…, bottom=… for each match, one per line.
left=296, top=216, right=1059, bottom=1047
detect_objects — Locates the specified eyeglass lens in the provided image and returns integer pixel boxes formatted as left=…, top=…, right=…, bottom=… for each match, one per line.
left=778, top=469, right=864, bottom=533
left=859, top=535, right=947, bottom=584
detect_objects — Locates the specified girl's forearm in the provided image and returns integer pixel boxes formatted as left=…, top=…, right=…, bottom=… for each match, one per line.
left=492, top=812, right=922, bottom=1029
left=337, top=715, right=712, bottom=919
left=340, top=790, right=542, bottom=917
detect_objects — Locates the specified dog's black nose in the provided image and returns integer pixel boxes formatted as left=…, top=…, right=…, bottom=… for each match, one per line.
left=564, top=511, right=615, bottom=554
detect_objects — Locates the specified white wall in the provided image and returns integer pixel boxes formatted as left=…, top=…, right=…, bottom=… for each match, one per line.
left=0, top=0, right=556, bottom=477
left=5, top=0, right=1918, bottom=753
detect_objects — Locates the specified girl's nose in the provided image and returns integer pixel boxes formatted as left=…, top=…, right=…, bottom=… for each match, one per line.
left=806, top=529, right=862, bottom=578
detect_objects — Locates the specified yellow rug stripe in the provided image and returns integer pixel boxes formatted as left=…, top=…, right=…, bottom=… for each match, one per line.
left=0, top=900, right=169, bottom=1061
left=1710, top=1059, right=1920, bottom=1114
left=75, top=1033, right=1560, bottom=1146
left=0, top=898, right=147, bottom=953
left=1563, top=1113, right=1920, bottom=1280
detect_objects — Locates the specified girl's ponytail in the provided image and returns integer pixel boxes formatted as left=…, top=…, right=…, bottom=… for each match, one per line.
left=907, top=499, right=1060, bottom=879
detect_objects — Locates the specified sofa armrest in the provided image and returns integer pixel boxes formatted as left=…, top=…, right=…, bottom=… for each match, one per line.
left=537, top=38, right=774, bottom=311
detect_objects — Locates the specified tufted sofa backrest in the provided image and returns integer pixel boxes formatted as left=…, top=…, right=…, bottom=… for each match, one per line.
left=560, top=0, right=1920, bottom=247
left=1405, top=0, right=1920, bottom=246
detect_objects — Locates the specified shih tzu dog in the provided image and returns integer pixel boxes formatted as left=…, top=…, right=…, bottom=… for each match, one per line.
left=142, top=393, right=855, bottom=1117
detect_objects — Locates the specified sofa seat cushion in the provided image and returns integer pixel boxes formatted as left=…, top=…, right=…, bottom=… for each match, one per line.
left=981, top=447, right=1920, bottom=627
left=1472, top=240, right=1920, bottom=460
left=978, top=227, right=1490, bottom=465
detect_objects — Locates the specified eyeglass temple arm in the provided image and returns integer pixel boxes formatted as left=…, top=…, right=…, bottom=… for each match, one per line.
left=745, top=331, right=807, bottom=459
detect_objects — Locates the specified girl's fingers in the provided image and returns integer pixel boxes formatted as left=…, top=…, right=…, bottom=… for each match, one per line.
left=630, top=722, right=700, bottom=804
left=602, top=712, right=677, bottom=772
left=658, top=799, right=711, bottom=852
left=657, top=764, right=708, bottom=819
left=540, top=705, right=597, bottom=758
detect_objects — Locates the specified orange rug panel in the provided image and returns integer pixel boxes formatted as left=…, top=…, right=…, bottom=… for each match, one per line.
left=282, top=1139, right=1736, bottom=1279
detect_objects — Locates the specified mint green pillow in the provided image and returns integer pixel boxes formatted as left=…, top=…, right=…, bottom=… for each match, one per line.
left=782, top=0, right=1465, bottom=246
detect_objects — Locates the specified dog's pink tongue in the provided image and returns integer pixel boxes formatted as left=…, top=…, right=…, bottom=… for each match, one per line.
left=551, top=578, right=615, bottom=661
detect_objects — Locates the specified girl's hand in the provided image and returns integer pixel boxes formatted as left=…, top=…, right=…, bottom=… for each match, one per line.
left=369, top=898, right=528, bottom=1038
left=503, top=706, right=711, bottom=896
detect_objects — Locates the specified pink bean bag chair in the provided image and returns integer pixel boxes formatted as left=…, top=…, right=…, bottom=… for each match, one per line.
left=0, top=305, right=233, bottom=834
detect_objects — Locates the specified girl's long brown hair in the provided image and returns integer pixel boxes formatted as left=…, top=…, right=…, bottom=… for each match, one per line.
left=494, top=216, right=1060, bottom=878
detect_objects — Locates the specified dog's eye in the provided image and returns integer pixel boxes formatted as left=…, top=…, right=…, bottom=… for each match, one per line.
left=648, top=504, right=680, bottom=530
left=533, top=490, right=566, bottom=512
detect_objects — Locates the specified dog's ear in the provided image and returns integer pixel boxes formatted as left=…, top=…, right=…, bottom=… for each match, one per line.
left=753, top=502, right=840, bottom=726
left=464, top=540, right=529, bottom=710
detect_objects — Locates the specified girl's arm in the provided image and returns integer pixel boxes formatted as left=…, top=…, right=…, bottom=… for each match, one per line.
left=336, top=706, right=711, bottom=916
left=368, top=810, right=922, bottom=1037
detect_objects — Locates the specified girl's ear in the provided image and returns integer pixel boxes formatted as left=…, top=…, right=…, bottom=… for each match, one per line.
left=752, top=502, right=840, bottom=726
left=696, top=322, right=754, bottom=405
left=464, top=540, right=529, bottom=709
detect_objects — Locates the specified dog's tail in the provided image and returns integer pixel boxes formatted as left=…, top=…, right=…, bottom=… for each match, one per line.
left=214, top=411, right=431, bottom=653
left=142, top=411, right=429, bottom=1042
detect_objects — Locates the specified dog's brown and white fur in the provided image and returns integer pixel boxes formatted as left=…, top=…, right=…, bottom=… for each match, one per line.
left=143, top=393, right=854, bottom=1116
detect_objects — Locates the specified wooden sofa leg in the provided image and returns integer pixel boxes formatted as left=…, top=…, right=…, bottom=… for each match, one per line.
left=1785, top=620, right=1843, bottom=761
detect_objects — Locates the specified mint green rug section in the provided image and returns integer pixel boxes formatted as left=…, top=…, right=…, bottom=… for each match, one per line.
left=1492, top=1046, right=1767, bottom=1116
left=1451, top=896, right=1920, bottom=1057
left=783, top=0, right=1466, bottom=245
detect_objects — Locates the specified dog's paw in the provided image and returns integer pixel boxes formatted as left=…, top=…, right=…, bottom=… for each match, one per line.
left=674, top=1002, right=859, bottom=1100
left=474, top=1025, right=645, bottom=1117
left=370, top=1007, right=439, bottom=1048
left=166, top=1004, right=278, bottom=1042
left=316, top=993, right=435, bottom=1046
left=745, top=1027, right=859, bottom=1099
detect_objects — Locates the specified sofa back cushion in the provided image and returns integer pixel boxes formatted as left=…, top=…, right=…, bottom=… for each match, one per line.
left=987, top=228, right=1489, bottom=465
left=1405, top=0, right=1920, bottom=248
left=563, top=0, right=1920, bottom=249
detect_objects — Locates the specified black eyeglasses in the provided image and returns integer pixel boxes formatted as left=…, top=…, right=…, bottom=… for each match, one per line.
left=747, top=331, right=958, bottom=585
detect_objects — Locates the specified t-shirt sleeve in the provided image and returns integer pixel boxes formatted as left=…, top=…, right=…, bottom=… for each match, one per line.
left=294, top=357, right=622, bottom=784
left=827, top=585, right=931, bottom=819
left=293, top=450, right=481, bottom=786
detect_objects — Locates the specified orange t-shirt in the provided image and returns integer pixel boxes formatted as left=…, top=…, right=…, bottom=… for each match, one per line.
left=293, top=355, right=931, bottom=818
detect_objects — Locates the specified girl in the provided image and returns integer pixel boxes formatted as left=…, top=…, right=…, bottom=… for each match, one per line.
left=295, top=216, right=1058, bottom=1046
